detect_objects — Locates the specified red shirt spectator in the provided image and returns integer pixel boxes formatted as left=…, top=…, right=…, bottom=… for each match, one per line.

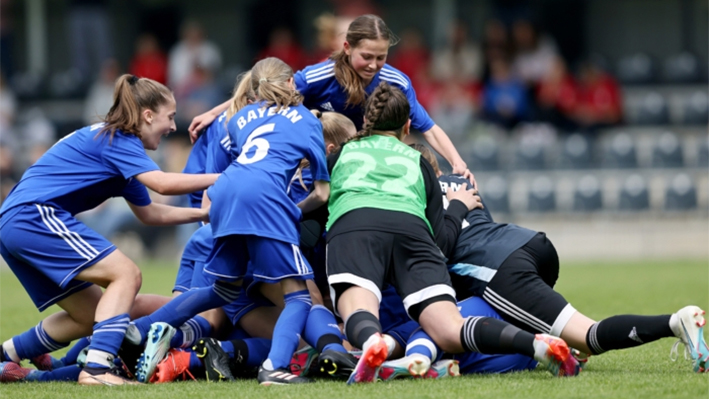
left=536, top=57, right=578, bottom=116
left=388, top=28, right=430, bottom=88
left=575, top=63, right=622, bottom=126
left=257, top=27, right=307, bottom=71
left=129, top=34, right=168, bottom=84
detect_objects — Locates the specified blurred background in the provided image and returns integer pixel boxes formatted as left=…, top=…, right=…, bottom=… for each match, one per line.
left=0, top=0, right=707, bottom=263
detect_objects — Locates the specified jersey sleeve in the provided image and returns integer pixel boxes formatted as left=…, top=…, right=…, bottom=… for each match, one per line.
left=102, top=135, right=160, bottom=179
left=121, top=177, right=152, bottom=206
left=305, top=121, right=330, bottom=182
left=205, top=132, right=232, bottom=173
left=401, top=78, right=435, bottom=133
left=294, top=69, right=311, bottom=97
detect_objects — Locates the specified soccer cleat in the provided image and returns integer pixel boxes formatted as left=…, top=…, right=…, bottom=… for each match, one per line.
left=670, top=306, right=709, bottom=372
left=150, top=348, right=196, bottom=383
left=318, top=349, right=358, bottom=379
left=347, top=333, right=388, bottom=384
left=423, top=359, right=460, bottom=379
left=135, top=322, right=176, bottom=383
left=78, top=365, right=139, bottom=386
left=571, top=348, right=590, bottom=370
left=30, top=353, right=64, bottom=371
left=532, top=334, right=579, bottom=377
left=118, top=339, right=143, bottom=378
left=192, top=338, right=235, bottom=382
left=289, top=345, right=318, bottom=377
left=258, top=366, right=311, bottom=385
left=0, top=361, right=33, bottom=382
left=378, top=353, right=431, bottom=381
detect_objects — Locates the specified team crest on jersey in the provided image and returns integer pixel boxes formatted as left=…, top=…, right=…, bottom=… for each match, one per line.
left=320, top=102, right=334, bottom=111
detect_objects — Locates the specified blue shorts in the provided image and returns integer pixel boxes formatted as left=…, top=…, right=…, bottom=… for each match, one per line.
left=0, top=204, right=116, bottom=311
left=173, top=260, right=216, bottom=293
left=203, top=235, right=312, bottom=284
left=451, top=296, right=538, bottom=374
left=222, top=285, right=274, bottom=327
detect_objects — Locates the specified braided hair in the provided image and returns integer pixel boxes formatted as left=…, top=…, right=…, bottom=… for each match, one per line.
left=348, top=81, right=410, bottom=142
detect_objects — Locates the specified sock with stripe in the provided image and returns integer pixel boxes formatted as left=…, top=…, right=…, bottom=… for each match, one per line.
left=170, top=316, right=212, bottom=348
left=60, top=336, right=91, bottom=366
left=344, top=309, right=382, bottom=350
left=8, top=321, right=70, bottom=361
left=405, top=327, right=442, bottom=362
left=460, top=316, right=535, bottom=358
left=25, top=365, right=83, bottom=382
left=85, top=313, right=130, bottom=369
left=131, top=281, right=239, bottom=344
left=585, top=315, right=673, bottom=355
left=262, top=290, right=311, bottom=370
left=304, top=305, right=347, bottom=354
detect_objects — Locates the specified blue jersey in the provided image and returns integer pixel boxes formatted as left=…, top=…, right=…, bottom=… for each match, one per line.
left=205, top=122, right=232, bottom=174
left=439, top=174, right=536, bottom=294
left=183, top=111, right=229, bottom=208
left=295, top=60, right=435, bottom=132
left=207, top=102, right=329, bottom=244
left=287, top=167, right=312, bottom=204
left=0, top=123, right=156, bottom=222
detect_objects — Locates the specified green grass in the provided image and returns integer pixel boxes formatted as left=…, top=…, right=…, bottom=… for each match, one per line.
left=1, top=259, right=708, bottom=398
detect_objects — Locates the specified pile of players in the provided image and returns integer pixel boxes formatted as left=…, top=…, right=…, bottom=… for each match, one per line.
left=0, top=15, right=707, bottom=386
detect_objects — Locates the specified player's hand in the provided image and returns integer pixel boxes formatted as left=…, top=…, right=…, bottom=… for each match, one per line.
left=452, top=163, right=477, bottom=190
left=446, top=183, right=483, bottom=211
left=200, top=206, right=210, bottom=224
left=188, top=111, right=218, bottom=144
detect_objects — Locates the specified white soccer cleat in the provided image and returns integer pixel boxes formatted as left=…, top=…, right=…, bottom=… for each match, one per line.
left=135, top=322, right=176, bottom=383
left=378, top=353, right=431, bottom=381
left=670, top=306, right=709, bottom=372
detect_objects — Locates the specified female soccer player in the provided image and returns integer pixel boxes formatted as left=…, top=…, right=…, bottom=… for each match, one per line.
left=188, top=14, right=475, bottom=184
left=121, top=57, right=330, bottom=386
left=0, top=74, right=218, bottom=386
left=325, top=82, right=579, bottom=384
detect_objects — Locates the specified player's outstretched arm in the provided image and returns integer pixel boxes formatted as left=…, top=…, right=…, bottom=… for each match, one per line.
left=128, top=202, right=209, bottom=226
left=297, top=180, right=330, bottom=214
left=422, top=124, right=477, bottom=187
left=135, top=170, right=219, bottom=196
left=188, top=100, right=230, bottom=143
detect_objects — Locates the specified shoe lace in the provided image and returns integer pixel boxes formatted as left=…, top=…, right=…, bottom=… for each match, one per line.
left=161, top=351, right=195, bottom=382
left=670, top=340, right=690, bottom=362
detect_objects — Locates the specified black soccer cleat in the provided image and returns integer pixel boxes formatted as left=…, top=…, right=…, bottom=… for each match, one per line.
left=192, top=338, right=235, bottom=382
left=258, top=367, right=312, bottom=385
left=318, top=349, right=358, bottom=379
left=117, top=339, right=143, bottom=378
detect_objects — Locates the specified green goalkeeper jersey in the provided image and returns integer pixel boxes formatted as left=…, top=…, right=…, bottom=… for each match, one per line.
left=327, top=134, right=430, bottom=233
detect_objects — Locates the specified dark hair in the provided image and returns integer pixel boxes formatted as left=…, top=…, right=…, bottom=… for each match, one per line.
left=100, top=74, right=173, bottom=141
left=330, top=15, right=399, bottom=107
left=250, top=57, right=303, bottom=112
left=411, top=143, right=440, bottom=175
left=349, top=82, right=409, bottom=142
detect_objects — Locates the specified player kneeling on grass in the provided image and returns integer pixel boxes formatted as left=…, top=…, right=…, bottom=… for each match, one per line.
left=325, top=82, right=580, bottom=384
left=414, top=144, right=709, bottom=373
left=0, top=74, right=217, bottom=386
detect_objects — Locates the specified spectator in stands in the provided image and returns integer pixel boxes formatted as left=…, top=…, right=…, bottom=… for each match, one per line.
left=175, top=62, right=224, bottom=132
left=256, top=27, right=307, bottom=71
left=535, top=56, right=579, bottom=131
left=573, top=59, right=623, bottom=131
left=481, top=57, right=530, bottom=129
left=168, top=20, right=222, bottom=91
left=310, top=13, right=340, bottom=63
left=0, top=0, right=15, bottom=79
left=83, top=58, right=120, bottom=125
left=66, top=0, right=113, bottom=82
left=388, top=27, right=430, bottom=89
left=431, top=21, right=483, bottom=85
left=429, top=80, right=478, bottom=147
left=0, top=70, right=16, bottom=142
left=0, top=140, right=17, bottom=204
left=130, top=33, right=168, bottom=84
left=511, top=19, right=558, bottom=86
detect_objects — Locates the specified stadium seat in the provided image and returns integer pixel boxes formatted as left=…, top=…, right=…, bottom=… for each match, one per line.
left=514, top=134, right=546, bottom=170
left=698, top=135, right=709, bottom=168
left=466, top=135, right=500, bottom=171
left=616, top=53, right=656, bottom=84
left=665, top=173, right=697, bottom=211
left=662, top=52, right=700, bottom=83
left=652, top=131, right=684, bottom=168
left=634, top=92, right=669, bottom=125
left=527, top=175, right=556, bottom=212
left=603, top=132, right=638, bottom=169
left=481, top=175, right=509, bottom=213
left=559, top=133, right=593, bottom=169
left=573, top=174, right=603, bottom=212
left=681, top=90, right=709, bottom=125
left=618, top=174, right=650, bottom=211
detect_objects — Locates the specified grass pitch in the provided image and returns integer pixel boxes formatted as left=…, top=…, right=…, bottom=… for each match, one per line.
left=1, top=259, right=708, bottom=398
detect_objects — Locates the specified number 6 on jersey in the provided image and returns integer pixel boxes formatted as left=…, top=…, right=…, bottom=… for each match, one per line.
left=236, top=123, right=274, bottom=164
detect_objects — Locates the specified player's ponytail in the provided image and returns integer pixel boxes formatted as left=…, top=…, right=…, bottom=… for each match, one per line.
left=100, top=74, right=173, bottom=142
left=411, top=143, right=440, bottom=175
left=331, top=15, right=399, bottom=107
left=251, top=57, right=303, bottom=112
left=226, top=70, right=254, bottom=125
left=349, top=82, right=409, bottom=142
